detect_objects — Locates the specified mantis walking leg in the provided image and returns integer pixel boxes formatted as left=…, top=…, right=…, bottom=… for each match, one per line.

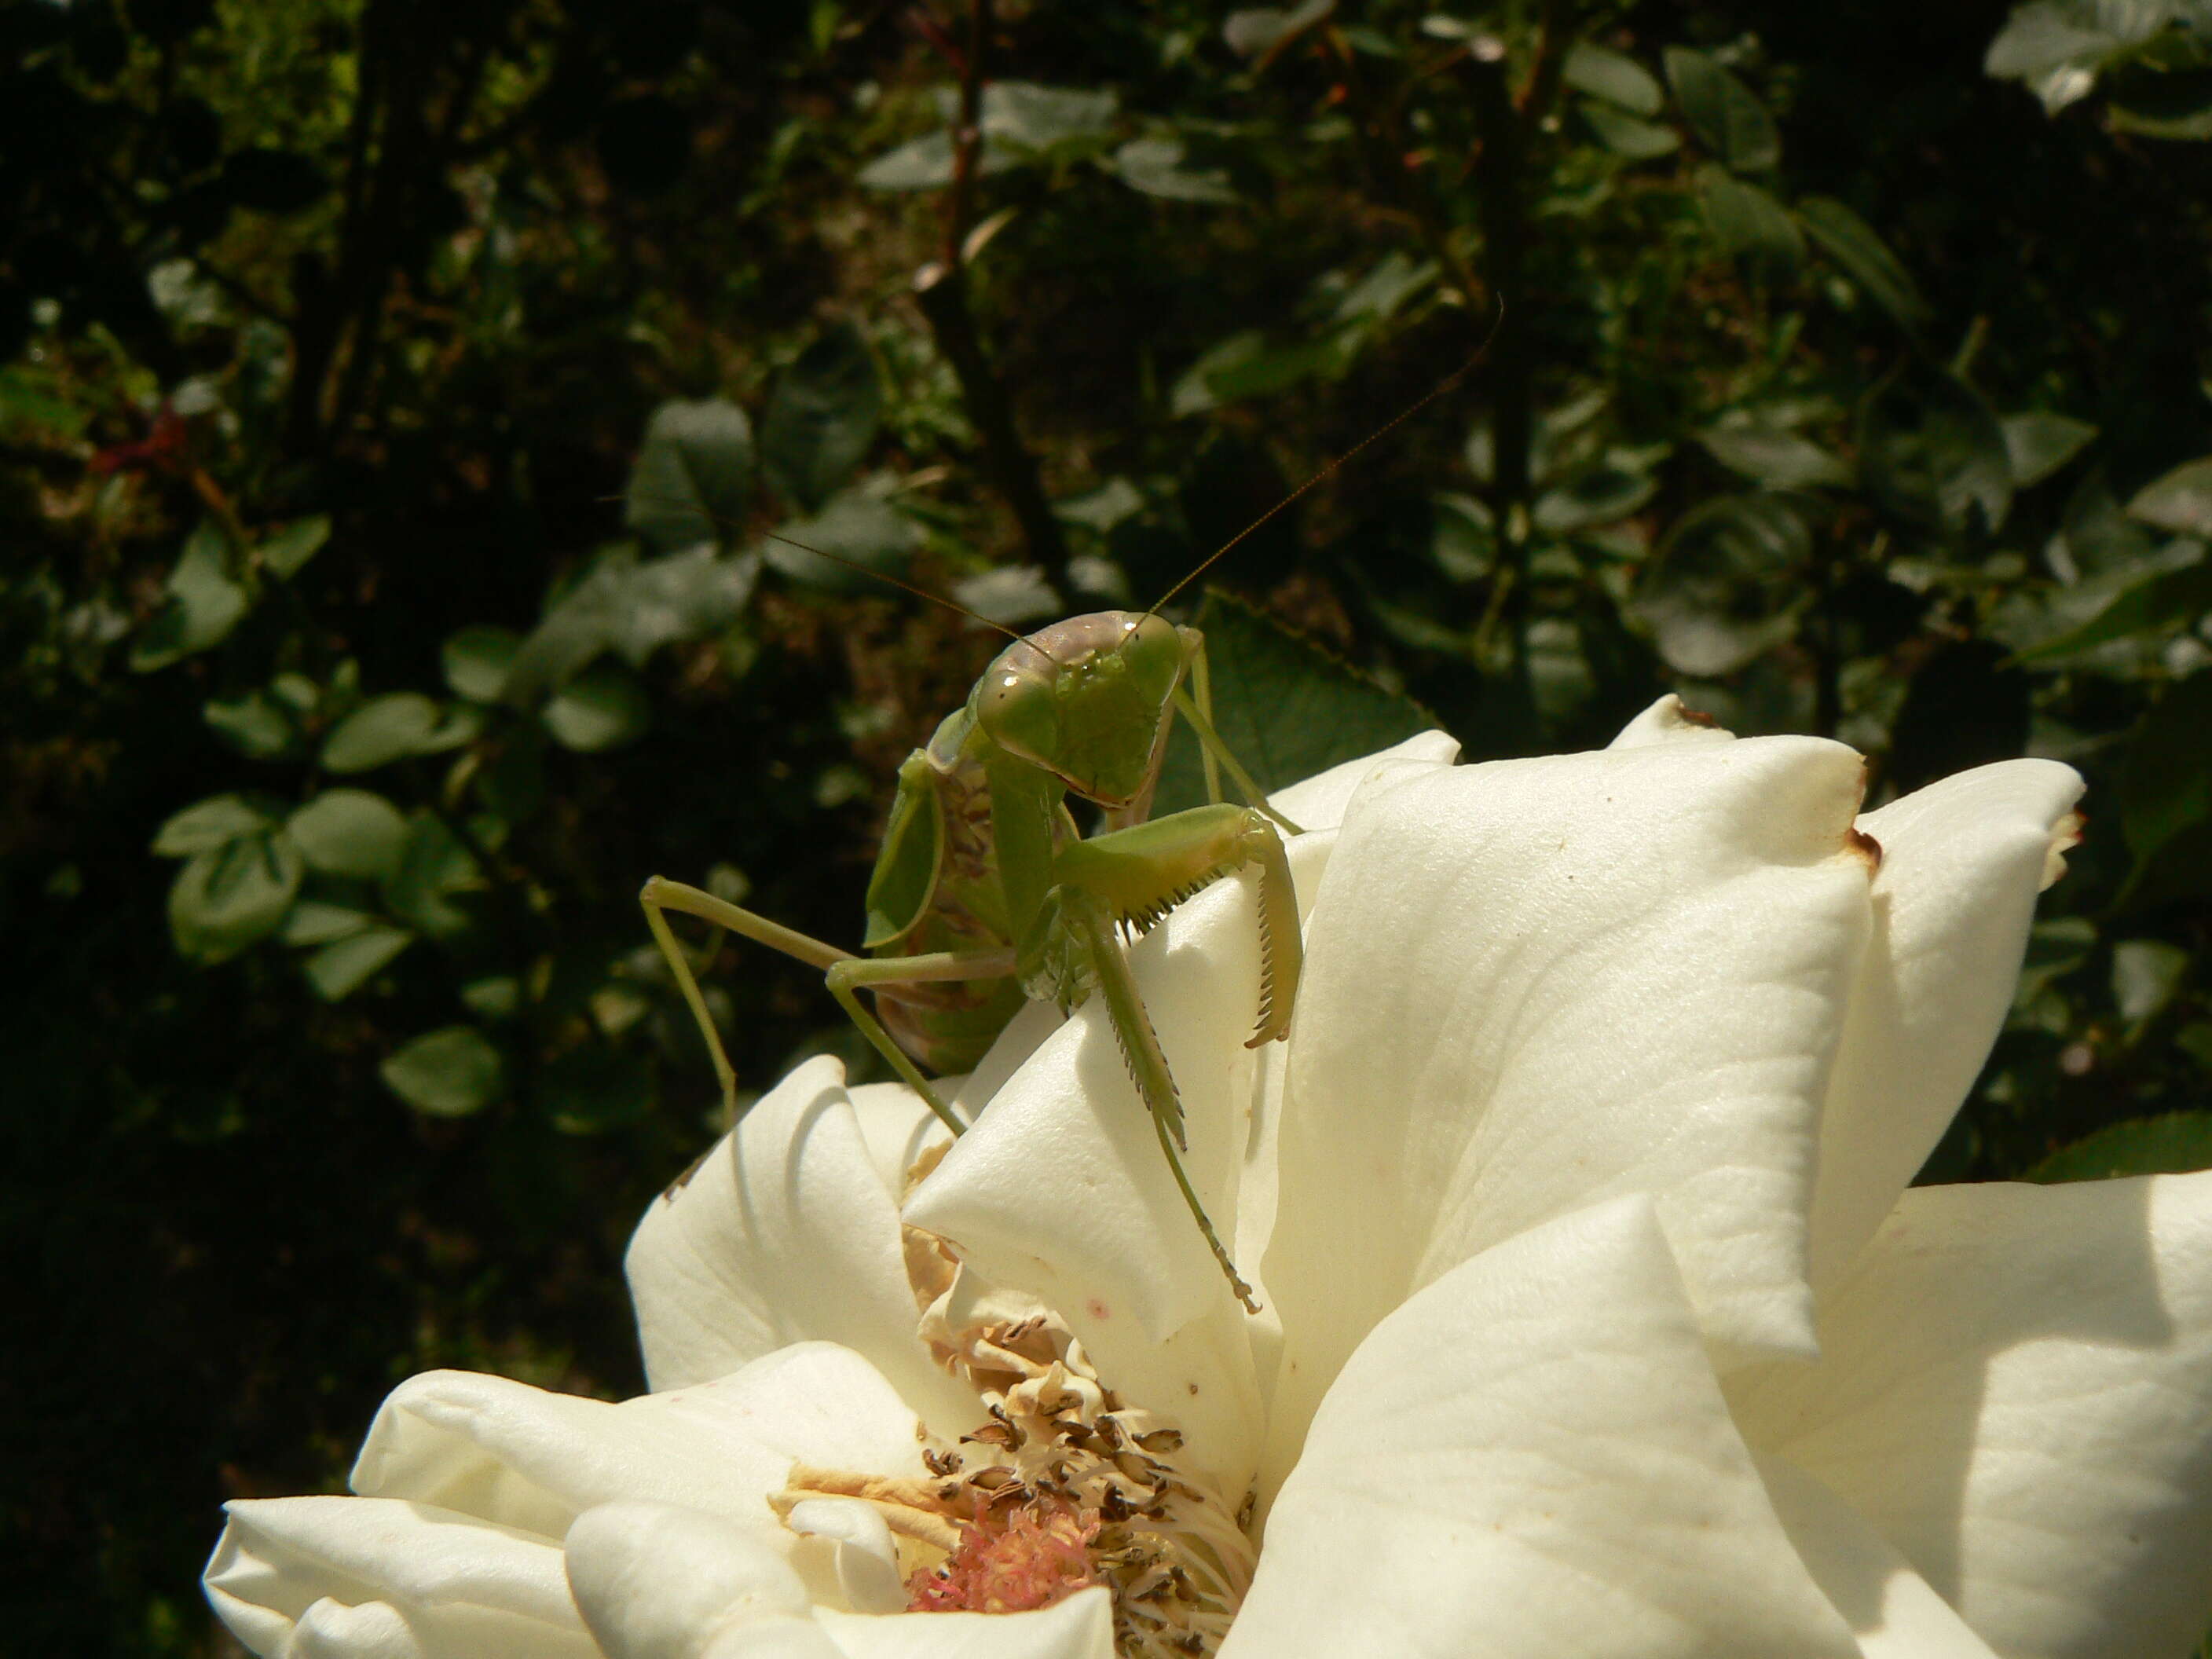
left=1188, top=630, right=1222, bottom=807
left=1175, top=635, right=1303, bottom=835
left=641, top=875, right=1006, bottom=1137
left=825, top=949, right=1018, bottom=1135
left=642, top=875, right=848, bottom=1122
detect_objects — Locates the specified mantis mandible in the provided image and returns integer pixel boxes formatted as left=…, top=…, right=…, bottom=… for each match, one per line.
left=640, top=311, right=1500, bottom=1312
left=642, top=604, right=1301, bottom=1312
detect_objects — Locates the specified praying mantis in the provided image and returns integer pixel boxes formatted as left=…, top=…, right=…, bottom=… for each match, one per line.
left=642, top=602, right=1302, bottom=1312
left=639, top=313, right=1498, bottom=1313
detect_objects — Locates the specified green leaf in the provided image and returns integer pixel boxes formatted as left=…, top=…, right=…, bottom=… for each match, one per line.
left=1693, top=166, right=1803, bottom=264
left=1170, top=328, right=1346, bottom=416
left=760, top=324, right=883, bottom=512
left=379, top=1025, right=505, bottom=1117
left=304, top=924, right=412, bottom=1001
left=2027, top=1112, right=2212, bottom=1183
left=1152, top=591, right=1437, bottom=816
left=203, top=689, right=300, bottom=759
left=152, top=793, right=275, bottom=856
left=542, top=660, right=652, bottom=752
left=2113, top=938, right=2191, bottom=1023
left=1633, top=493, right=1811, bottom=676
left=460, top=975, right=522, bottom=1020
left=1859, top=370, right=2013, bottom=533
left=1665, top=47, right=1781, bottom=172
left=604, top=546, right=761, bottom=667
left=1580, top=102, right=1680, bottom=159
left=2127, top=456, right=2212, bottom=535
left=1886, top=640, right=2031, bottom=794
left=287, top=789, right=411, bottom=880
left=1114, top=136, right=1238, bottom=203
left=1331, top=251, right=1437, bottom=327
left=168, top=830, right=302, bottom=962
left=763, top=491, right=919, bottom=593
left=260, top=515, right=330, bottom=580
left=382, top=813, right=484, bottom=941
left=2002, top=411, right=2100, bottom=487
left=500, top=545, right=759, bottom=705
left=1796, top=197, right=1929, bottom=328
left=280, top=901, right=375, bottom=946
left=1223, top=0, right=1335, bottom=60
left=858, top=130, right=1016, bottom=189
left=624, top=398, right=755, bottom=551
left=321, top=693, right=444, bottom=773
left=442, top=625, right=522, bottom=701
left=1564, top=42, right=1664, bottom=114
left=1699, top=424, right=1855, bottom=489
left=2122, top=670, right=2212, bottom=862
left=983, top=82, right=1119, bottom=152
left=2016, top=553, right=2212, bottom=661
left=130, top=521, right=251, bottom=672
left=1533, top=466, right=1656, bottom=533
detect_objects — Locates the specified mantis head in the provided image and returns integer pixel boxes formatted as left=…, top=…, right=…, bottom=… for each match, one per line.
left=976, top=611, right=1196, bottom=805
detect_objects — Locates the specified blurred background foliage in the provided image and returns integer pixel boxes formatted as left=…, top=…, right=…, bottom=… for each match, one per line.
left=7, top=0, right=2212, bottom=1649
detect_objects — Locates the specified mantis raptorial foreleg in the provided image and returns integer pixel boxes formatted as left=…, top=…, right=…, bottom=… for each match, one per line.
left=1056, top=885, right=1258, bottom=1312
left=1031, top=804, right=1302, bottom=1313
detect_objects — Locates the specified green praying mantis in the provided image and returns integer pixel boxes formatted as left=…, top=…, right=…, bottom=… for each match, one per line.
left=643, top=602, right=1299, bottom=1310
left=640, top=319, right=1498, bottom=1313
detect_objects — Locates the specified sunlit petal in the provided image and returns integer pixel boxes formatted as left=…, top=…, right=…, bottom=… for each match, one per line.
left=351, top=1343, right=927, bottom=1544
left=1805, top=761, right=2086, bottom=1282
left=1263, top=733, right=1875, bottom=1487
left=1756, top=1456, right=2001, bottom=1657
left=1730, top=1174, right=2212, bottom=1659
left=1229, top=1197, right=1856, bottom=1658
left=813, top=1591, right=1117, bottom=1659
left=205, top=1496, right=595, bottom=1659
left=625, top=1057, right=974, bottom=1431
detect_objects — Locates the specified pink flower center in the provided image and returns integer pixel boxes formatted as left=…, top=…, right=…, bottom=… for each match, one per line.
left=906, top=1495, right=1103, bottom=1615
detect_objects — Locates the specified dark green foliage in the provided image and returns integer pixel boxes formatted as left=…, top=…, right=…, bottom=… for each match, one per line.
left=1153, top=592, right=1436, bottom=817
left=7, top=0, right=2212, bottom=1650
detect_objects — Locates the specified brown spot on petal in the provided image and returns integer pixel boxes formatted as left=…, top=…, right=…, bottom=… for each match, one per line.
left=1845, top=826, right=1883, bottom=873
left=1675, top=702, right=1720, bottom=727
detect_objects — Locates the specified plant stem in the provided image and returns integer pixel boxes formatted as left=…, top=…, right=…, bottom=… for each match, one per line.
left=1464, top=36, right=1536, bottom=709
left=912, top=0, right=1072, bottom=596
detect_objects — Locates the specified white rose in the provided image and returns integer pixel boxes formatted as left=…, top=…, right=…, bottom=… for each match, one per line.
left=207, top=702, right=2212, bottom=1659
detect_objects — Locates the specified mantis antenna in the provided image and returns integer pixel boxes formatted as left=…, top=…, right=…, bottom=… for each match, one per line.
left=617, top=296, right=1503, bottom=638
left=1147, top=295, right=1507, bottom=616
left=756, top=527, right=1024, bottom=639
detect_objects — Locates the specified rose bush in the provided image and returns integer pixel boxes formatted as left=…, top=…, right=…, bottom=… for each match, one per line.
left=207, top=701, right=2212, bottom=1658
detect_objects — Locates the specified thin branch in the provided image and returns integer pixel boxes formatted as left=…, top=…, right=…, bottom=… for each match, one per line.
left=912, top=263, right=1072, bottom=595
left=944, top=0, right=991, bottom=268
left=1330, top=30, right=1486, bottom=315
left=1463, top=36, right=1536, bottom=705
left=1515, top=0, right=1573, bottom=122
left=910, top=0, right=1071, bottom=595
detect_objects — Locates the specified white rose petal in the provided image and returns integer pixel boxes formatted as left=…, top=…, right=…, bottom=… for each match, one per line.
left=625, top=1058, right=976, bottom=1434
left=1805, top=760, right=2087, bottom=1284
left=1262, top=729, right=1876, bottom=1492
left=1229, top=1196, right=1857, bottom=1658
left=1731, top=1172, right=2212, bottom=1659
left=205, top=1496, right=596, bottom=1658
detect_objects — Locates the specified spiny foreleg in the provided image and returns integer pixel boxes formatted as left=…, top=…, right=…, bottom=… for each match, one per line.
left=1049, top=804, right=1303, bottom=1049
